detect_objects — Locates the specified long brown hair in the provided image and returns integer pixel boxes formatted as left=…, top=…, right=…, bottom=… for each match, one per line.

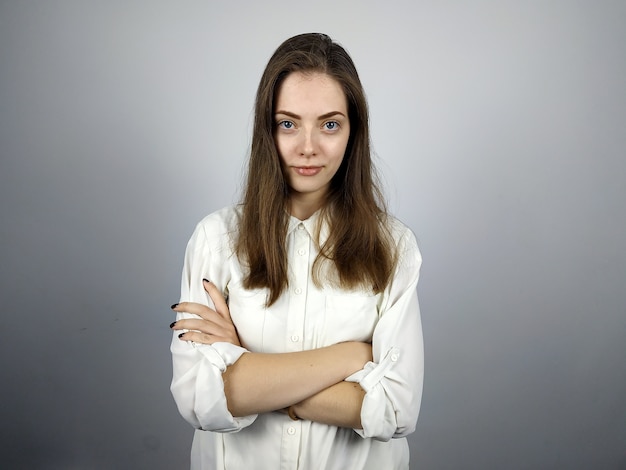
left=236, top=33, right=396, bottom=306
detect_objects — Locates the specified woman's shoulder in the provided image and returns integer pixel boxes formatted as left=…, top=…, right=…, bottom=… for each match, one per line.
left=382, top=213, right=416, bottom=245
left=382, top=214, right=422, bottom=268
left=195, top=205, right=242, bottom=231
left=190, top=205, right=242, bottom=249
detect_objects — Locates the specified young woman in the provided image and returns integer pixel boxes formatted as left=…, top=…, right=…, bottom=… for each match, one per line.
left=170, top=33, right=423, bottom=470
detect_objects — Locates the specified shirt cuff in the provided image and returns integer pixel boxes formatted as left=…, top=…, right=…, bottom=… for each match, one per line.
left=194, top=341, right=249, bottom=370
left=345, top=347, right=401, bottom=441
left=190, top=342, right=257, bottom=432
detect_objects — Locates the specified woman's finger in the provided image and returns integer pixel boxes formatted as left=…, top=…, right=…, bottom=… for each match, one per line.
left=172, top=301, right=219, bottom=322
left=171, top=283, right=241, bottom=347
left=177, top=330, right=230, bottom=345
left=175, top=322, right=241, bottom=346
left=202, top=279, right=231, bottom=320
left=171, top=318, right=225, bottom=336
left=170, top=302, right=234, bottom=332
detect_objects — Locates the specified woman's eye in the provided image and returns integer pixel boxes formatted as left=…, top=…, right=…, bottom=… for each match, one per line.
left=278, top=120, right=294, bottom=130
left=324, top=121, right=339, bottom=131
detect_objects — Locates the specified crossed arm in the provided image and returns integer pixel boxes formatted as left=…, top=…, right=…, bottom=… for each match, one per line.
left=170, top=280, right=369, bottom=429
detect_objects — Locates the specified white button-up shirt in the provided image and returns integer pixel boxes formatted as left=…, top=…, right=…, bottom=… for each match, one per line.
left=171, top=205, right=423, bottom=470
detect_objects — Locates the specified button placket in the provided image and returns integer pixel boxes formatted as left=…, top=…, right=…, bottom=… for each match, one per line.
left=280, top=420, right=301, bottom=470
left=285, top=225, right=309, bottom=352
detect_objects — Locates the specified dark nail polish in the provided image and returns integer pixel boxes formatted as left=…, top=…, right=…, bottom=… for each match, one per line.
left=178, top=332, right=185, bottom=339
left=203, top=278, right=210, bottom=283
left=169, top=321, right=176, bottom=329
left=171, top=303, right=179, bottom=309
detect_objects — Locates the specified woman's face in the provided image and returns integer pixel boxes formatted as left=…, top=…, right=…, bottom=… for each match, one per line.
left=274, top=71, right=350, bottom=218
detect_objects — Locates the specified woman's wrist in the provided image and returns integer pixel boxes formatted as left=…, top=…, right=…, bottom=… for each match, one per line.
left=339, top=341, right=372, bottom=376
left=335, top=341, right=372, bottom=379
left=287, top=382, right=365, bottom=428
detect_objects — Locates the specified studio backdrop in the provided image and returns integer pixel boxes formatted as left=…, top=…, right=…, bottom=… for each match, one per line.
left=1, top=1, right=625, bottom=468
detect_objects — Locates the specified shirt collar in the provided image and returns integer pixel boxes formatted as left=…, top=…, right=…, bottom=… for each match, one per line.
left=287, top=209, right=330, bottom=244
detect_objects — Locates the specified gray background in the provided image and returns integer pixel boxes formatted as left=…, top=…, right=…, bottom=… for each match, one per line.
left=1, top=1, right=625, bottom=469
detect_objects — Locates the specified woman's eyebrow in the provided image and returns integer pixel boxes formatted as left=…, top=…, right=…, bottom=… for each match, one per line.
left=275, top=110, right=347, bottom=120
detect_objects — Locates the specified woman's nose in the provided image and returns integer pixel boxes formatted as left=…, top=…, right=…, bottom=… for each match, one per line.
left=298, top=128, right=317, bottom=157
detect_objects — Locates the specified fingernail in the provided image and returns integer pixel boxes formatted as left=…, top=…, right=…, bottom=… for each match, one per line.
left=203, top=279, right=210, bottom=284
left=178, top=332, right=185, bottom=339
left=169, top=321, right=176, bottom=329
left=170, top=303, right=178, bottom=309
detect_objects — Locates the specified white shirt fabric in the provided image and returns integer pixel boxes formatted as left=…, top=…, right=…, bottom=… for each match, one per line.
left=170, top=205, right=424, bottom=470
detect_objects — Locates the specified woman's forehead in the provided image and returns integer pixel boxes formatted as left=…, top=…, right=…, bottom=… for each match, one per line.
left=275, top=72, right=347, bottom=116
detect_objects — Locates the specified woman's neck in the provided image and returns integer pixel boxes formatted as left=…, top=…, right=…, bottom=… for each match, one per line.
left=289, top=196, right=323, bottom=221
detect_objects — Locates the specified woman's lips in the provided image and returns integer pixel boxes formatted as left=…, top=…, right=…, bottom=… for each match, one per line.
left=294, top=166, right=322, bottom=176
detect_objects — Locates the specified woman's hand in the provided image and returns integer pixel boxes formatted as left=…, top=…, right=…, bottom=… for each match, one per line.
left=170, top=279, right=241, bottom=347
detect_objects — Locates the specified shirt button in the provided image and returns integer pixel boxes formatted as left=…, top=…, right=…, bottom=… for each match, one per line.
left=298, top=224, right=305, bottom=230
left=287, top=426, right=296, bottom=435
left=294, top=287, right=302, bottom=295
left=298, top=248, right=306, bottom=256
left=391, top=353, right=399, bottom=362
left=291, top=335, right=300, bottom=342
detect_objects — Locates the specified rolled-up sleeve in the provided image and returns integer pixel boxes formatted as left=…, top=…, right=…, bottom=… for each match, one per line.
left=346, top=227, right=423, bottom=441
left=170, top=217, right=258, bottom=432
